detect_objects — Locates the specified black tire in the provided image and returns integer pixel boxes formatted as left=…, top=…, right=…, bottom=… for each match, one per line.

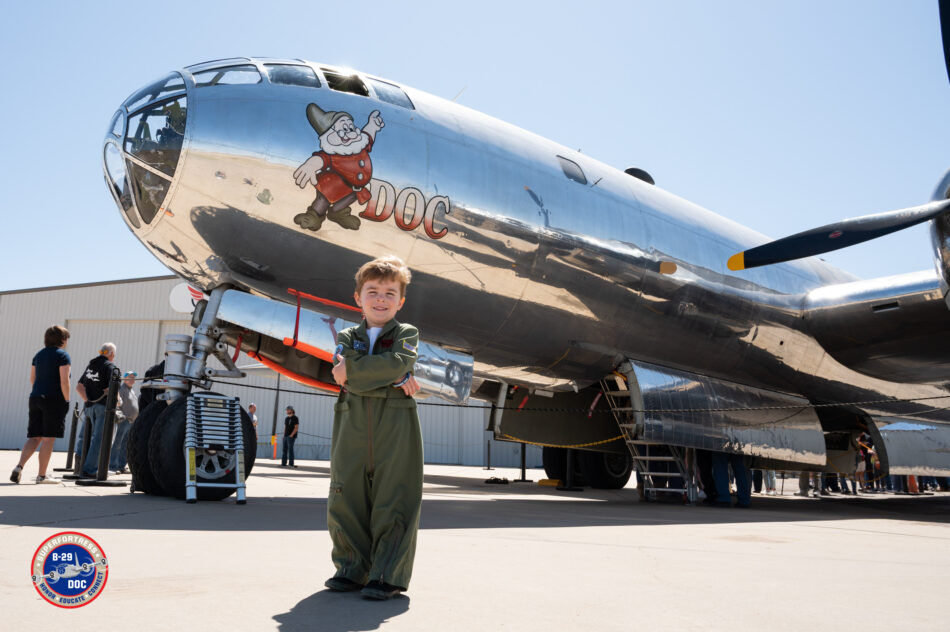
left=148, top=394, right=257, bottom=501
left=579, top=451, right=633, bottom=489
left=541, top=446, right=587, bottom=486
left=127, top=400, right=169, bottom=495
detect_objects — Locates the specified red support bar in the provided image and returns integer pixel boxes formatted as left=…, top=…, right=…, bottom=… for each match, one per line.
left=247, top=351, right=341, bottom=394
left=292, top=291, right=302, bottom=348
left=281, top=337, right=334, bottom=364
left=231, top=333, right=244, bottom=363
left=288, top=288, right=362, bottom=315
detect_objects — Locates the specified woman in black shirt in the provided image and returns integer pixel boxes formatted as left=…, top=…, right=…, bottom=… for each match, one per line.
left=11, top=325, right=71, bottom=484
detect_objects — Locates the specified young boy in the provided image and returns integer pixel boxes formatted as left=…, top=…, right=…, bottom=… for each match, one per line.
left=327, top=255, right=422, bottom=600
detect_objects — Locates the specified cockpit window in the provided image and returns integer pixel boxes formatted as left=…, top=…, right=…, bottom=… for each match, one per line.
left=265, top=64, right=320, bottom=88
left=124, top=96, right=187, bottom=178
left=366, top=78, right=414, bottom=109
left=193, top=65, right=262, bottom=87
left=557, top=155, right=587, bottom=185
left=123, top=73, right=186, bottom=112
left=322, top=68, right=369, bottom=97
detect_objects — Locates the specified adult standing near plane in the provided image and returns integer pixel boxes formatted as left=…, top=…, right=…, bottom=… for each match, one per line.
left=75, top=343, right=119, bottom=478
left=109, top=371, right=138, bottom=474
left=10, top=325, right=71, bottom=484
left=292, top=103, right=384, bottom=232
left=282, top=406, right=298, bottom=467
left=248, top=402, right=258, bottom=439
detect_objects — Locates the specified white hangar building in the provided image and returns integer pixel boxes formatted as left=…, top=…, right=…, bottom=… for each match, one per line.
left=0, top=276, right=541, bottom=469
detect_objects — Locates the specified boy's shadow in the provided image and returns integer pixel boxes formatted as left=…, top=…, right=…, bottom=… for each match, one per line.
left=274, top=589, right=409, bottom=631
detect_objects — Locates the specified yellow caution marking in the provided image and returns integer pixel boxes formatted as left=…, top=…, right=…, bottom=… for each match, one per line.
left=187, top=447, right=196, bottom=482
left=727, top=252, right=745, bottom=271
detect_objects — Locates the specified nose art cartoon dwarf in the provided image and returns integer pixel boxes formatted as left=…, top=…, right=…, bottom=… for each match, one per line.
left=293, top=103, right=384, bottom=231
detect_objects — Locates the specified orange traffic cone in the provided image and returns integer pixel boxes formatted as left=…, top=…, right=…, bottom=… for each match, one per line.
left=908, top=475, right=919, bottom=494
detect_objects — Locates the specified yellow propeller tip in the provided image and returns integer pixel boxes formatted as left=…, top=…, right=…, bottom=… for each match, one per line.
left=727, top=252, right=745, bottom=271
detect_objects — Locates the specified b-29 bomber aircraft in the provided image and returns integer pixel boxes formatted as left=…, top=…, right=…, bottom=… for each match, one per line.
left=102, top=11, right=950, bottom=501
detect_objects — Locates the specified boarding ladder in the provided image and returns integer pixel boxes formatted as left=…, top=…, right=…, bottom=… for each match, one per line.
left=599, top=376, right=698, bottom=504
left=184, top=393, right=247, bottom=504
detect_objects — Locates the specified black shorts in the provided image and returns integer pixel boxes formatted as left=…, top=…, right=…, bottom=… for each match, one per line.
left=28, top=396, right=68, bottom=438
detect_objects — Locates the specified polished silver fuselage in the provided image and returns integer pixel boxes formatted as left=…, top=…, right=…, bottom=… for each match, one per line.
left=104, top=59, right=950, bottom=436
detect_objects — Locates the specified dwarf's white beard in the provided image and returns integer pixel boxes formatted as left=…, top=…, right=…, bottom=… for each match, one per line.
left=319, top=130, right=370, bottom=156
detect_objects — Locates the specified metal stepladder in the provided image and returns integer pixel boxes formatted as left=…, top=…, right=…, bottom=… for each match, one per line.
left=184, top=393, right=247, bottom=504
left=599, top=367, right=698, bottom=504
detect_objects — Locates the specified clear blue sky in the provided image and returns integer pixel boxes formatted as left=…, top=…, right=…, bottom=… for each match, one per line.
left=1, top=1, right=947, bottom=291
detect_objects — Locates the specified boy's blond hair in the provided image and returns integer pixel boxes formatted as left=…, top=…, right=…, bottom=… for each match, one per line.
left=355, top=255, right=412, bottom=295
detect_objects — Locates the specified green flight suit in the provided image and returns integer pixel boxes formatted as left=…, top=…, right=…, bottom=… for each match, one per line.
left=328, top=318, right=423, bottom=590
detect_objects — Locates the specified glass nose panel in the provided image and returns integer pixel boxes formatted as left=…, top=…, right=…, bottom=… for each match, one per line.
left=128, top=163, right=170, bottom=225
left=104, top=143, right=138, bottom=228
left=108, top=110, right=125, bottom=138
left=124, top=96, right=187, bottom=178
left=123, top=72, right=186, bottom=112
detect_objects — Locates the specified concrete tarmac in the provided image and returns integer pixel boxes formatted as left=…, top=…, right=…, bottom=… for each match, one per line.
left=1, top=450, right=949, bottom=632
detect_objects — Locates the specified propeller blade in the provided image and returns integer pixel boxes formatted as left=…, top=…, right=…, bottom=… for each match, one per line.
left=941, top=0, right=950, bottom=86
left=727, top=198, right=950, bottom=271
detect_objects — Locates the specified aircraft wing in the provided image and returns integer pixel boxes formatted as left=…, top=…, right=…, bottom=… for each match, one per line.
left=803, top=270, right=950, bottom=384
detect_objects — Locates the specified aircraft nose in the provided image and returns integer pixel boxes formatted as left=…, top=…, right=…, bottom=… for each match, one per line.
left=102, top=72, right=188, bottom=230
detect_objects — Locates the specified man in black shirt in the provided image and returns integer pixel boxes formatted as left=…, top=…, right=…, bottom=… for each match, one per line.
left=75, top=343, right=119, bottom=478
left=282, top=406, right=299, bottom=467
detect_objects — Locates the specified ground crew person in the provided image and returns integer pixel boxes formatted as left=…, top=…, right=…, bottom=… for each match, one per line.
left=325, top=255, right=422, bottom=601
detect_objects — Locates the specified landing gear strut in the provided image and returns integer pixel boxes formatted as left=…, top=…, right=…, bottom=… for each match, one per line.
left=128, top=286, right=256, bottom=502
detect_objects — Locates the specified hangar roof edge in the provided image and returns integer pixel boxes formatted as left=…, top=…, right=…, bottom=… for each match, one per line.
left=0, top=275, right=178, bottom=297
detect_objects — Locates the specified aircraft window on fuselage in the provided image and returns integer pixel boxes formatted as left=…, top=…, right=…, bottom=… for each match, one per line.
left=123, top=73, right=186, bottom=112
left=557, top=155, right=587, bottom=185
left=193, top=65, right=262, bottom=87
left=322, top=68, right=370, bottom=97
left=366, top=78, right=414, bottom=109
left=124, top=96, right=187, bottom=178
left=265, top=64, right=321, bottom=88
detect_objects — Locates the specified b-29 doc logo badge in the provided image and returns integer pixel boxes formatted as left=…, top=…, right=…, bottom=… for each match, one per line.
left=31, top=531, right=109, bottom=608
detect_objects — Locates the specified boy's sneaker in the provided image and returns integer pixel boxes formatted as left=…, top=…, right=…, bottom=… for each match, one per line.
left=10, top=465, right=23, bottom=484
left=35, top=475, right=61, bottom=484
left=325, top=576, right=362, bottom=592
left=361, top=580, right=402, bottom=600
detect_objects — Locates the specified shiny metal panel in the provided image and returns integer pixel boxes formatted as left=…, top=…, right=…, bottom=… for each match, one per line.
left=215, top=290, right=473, bottom=403
left=870, top=416, right=950, bottom=476
left=630, top=360, right=826, bottom=464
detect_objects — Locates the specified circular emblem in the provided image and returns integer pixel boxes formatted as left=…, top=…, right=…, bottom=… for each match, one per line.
left=31, top=531, right=109, bottom=608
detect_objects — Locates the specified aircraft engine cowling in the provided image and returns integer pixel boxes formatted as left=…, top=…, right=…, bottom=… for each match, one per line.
left=929, top=168, right=950, bottom=297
